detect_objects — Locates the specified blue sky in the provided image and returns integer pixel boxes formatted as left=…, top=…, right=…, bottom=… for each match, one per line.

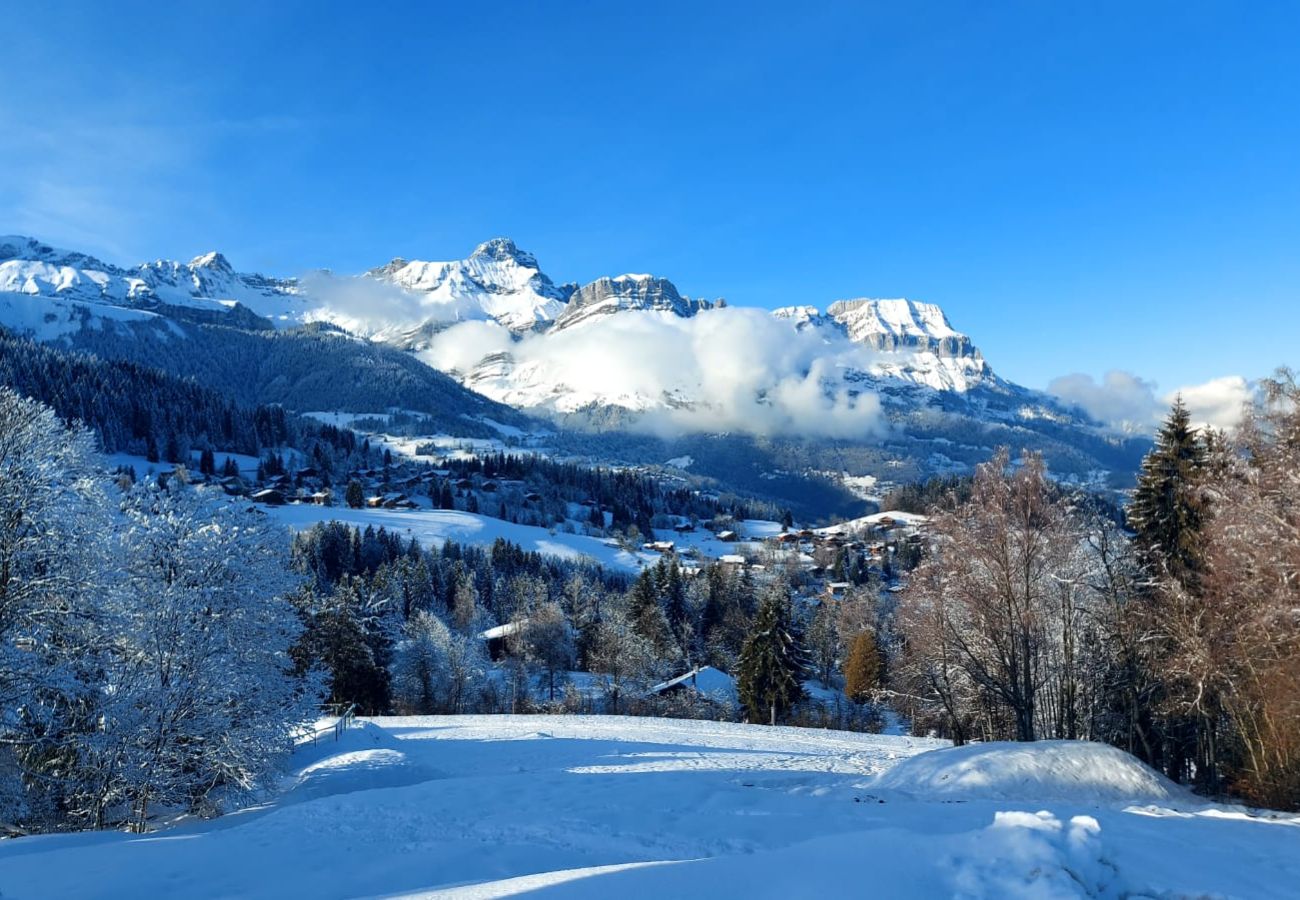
left=2, top=1, right=1297, bottom=396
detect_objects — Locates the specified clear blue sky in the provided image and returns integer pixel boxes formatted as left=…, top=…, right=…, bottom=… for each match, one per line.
left=2, top=1, right=1297, bottom=392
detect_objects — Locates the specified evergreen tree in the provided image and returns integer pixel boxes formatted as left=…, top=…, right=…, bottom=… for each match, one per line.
left=1129, top=397, right=1208, bottom=590
left=661, top=560, right=689, bottom=648
left=1128, top=397, right=1210, bottom=781
left=345, top=479, right=365, bottom=509
left=736, top=587, right=808, bottom=725
left=628, top=568, right=673, bottom=657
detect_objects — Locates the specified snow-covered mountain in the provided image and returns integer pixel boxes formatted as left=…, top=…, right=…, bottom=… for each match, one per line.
left=0, top=233, right=1148, bottom=486
left=0, top=235, right=304, bottom=330
left=364, top=237, right=575, bottom=334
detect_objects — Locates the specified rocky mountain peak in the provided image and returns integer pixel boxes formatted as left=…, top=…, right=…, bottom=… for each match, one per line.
left=470, top=237, right=539, bottom=270
left=189, top=250, right=233, bottom=273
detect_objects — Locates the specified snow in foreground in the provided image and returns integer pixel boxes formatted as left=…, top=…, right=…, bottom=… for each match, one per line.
left=1, top=717, right=1298, bottom=899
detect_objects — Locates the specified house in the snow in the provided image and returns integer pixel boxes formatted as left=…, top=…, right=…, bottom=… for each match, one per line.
left=825, top=581, right=852, bottom=600
left=250, top=488, right=286, bottom=506
left=649, top=666, right=738, bottom=705
left=477, top=621, right=523, bottom=660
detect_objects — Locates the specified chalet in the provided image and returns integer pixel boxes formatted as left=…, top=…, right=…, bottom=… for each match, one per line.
left=673, top=522, right=696, bottom=534
left=365, top=495, right=386, bottom=508
left=454, top=478, right=474, bottom=490
left=477, top=621, right=523, bottom=660
left=524, top=491, right=543, bottom=503
left=719, top=553, right=747, bottom=568
left=250, top=489, right=286, bottom=506
left=646, top=541, right=676, bottom=554
left=826, top=581, right=851, bottom=600
left=716, top=530, right=738, bottom=542
left=308, top=490, right=332, bottom=505
left=481, top=480, right=499, bottom=493
left=649, top=666, right=737, bottom=702
left=380, top=493, right=416, bottom=509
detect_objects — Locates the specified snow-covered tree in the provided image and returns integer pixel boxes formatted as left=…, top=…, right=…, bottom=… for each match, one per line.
left=108, top=481, right=318, bottom=830
left=520, top=601, right=575, bottom=701
left=736, top=582, right=808, bottom=726
left=587, top=609, right=654, bottom=714
left=390, top=610, right=487, bottom=714
left=0, top=389, right=110, bottom=830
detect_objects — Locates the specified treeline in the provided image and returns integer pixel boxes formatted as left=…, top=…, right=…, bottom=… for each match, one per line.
left=888, top=377, right=1300, bottom=810
left=0, top=329, right=374, bottom=475
left=68, top=320, right=525, bottom=438
left=431, top=451, right=782, bottom=537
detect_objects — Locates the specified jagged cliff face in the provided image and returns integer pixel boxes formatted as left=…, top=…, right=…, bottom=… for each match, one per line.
left=552, top=274, right=715, bottom=332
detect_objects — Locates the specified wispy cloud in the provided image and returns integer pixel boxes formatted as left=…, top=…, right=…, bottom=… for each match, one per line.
left=0, top=85, right=308, bottom=265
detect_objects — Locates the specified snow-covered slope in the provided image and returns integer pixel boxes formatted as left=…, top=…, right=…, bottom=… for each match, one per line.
left=2, top=716, right=1294, bottom=899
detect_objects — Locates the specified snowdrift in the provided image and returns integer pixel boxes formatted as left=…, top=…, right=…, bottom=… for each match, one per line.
left=872, top=739, right=1186, bottom=804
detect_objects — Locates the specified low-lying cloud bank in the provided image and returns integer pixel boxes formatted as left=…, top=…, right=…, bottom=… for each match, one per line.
left=1048, top=370, right=1254, bottom=433
left=296, top=270, right=482, bottom=335
left=422, top=307, right=888, bottom=440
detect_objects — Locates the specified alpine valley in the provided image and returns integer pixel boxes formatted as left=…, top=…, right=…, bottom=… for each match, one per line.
left=0, top=234, right=1148, bottom=517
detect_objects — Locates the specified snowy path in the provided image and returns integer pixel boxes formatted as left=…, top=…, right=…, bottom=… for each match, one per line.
left=1, top=716, right=1298, bottom=898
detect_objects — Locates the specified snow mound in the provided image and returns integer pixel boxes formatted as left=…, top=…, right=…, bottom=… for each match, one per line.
left=873, top=740, right=1186, bottom=804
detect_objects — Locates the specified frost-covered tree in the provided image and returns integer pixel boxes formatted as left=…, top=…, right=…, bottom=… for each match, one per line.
left=587, top=609, right=654, bottom=714
left=108, top=482, right=318, bottom=830
left=390, top=609, right=488, bottom=715
left=893, top=449, right=1102, bottom=743
left=0, top=389, right=109, bottom=830
left=520, top=601, right=575, bottom=701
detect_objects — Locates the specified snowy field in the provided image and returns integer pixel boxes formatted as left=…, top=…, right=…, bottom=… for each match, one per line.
left=265, top=504, right=654, bottom=574
left=2, top=716, right=1297, bottom=899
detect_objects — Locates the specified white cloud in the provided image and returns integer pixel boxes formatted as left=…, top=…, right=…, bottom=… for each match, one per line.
left=1048, top=369, right=1253, bottom=433
left=1173, top=375, right=1252, bottom=431
left=423, top=307, right=887, bottom=440
left=296, top=270, right=491, bottom=338
left=1046, top=371, right=1160, bottom=434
